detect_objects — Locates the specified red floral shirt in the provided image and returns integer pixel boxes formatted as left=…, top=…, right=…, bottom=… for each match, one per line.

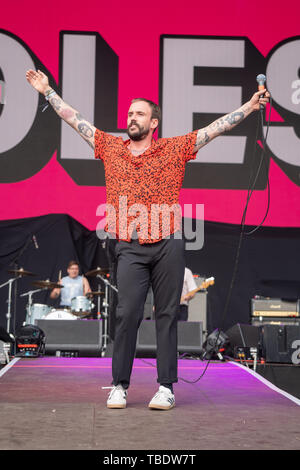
left=94, top=129, right=197, bottom=244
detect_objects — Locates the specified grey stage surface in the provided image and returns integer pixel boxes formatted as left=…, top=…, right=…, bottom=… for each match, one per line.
left=0, top=356, right=300, bottom=451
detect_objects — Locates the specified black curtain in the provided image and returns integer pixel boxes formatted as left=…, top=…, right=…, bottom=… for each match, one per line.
left=0, top=214, right=118, bottom=337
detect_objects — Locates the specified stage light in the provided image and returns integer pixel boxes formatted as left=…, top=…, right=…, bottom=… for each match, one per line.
left=15, top=324, right=45, bottom=357
left=200, top=329, right=230, bottom=360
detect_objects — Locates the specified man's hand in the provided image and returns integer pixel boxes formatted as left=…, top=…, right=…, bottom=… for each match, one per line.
left=26, top=69, right=51, bottom=95
left=249, top=88, right=270, bottom=111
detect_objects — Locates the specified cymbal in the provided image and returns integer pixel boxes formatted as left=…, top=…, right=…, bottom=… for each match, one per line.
left=32, top=280, right=64, bottom=289
left=85, top=267, right=109, bottom=277
left=8, top=268, right=36, bottom=277
left=86, top=291, right=105, bottom=297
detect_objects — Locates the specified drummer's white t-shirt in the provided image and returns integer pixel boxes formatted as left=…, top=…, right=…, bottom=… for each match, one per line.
left=60, top=275, right=84, bottom=306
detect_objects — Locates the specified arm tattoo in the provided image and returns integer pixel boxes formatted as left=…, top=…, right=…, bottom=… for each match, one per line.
left=224, top=111, right=244, bottom=126
left=76, top=116, right=94, bottom=147
left=48, top=94, right=95, bottom=148
left=195, top=130, right=210, bottom=148
left=61, top=108, right=74, bottom=120
left=193, top=102, right=252, bottom=153
left=49, top=97, right=62, bottom=111
left=78, top=122, right=93, bottom=137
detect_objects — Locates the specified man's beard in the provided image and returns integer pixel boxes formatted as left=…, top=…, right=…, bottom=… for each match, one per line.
left=127, top=121, right=150, bottom=141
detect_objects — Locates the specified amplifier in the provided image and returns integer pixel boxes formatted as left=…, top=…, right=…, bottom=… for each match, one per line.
left=251, top=298, right=299, bottom=318
left=36, top=319, right=103, bottom=356
left=252, top=317, right=300, bottom=327
left=261, top=324, right=300, bottom=363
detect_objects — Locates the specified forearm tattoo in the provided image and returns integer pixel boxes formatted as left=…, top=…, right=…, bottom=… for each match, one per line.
left=49, top=95, right=94, bottom=148
left=195, top=130, right=210, bottom=148
left=49, top=97, right=62, bottom=111
left=224, top=111, right=244, bottom=126
left=194, top=103, right=252, bottom=152
left=61, top=108, right=74, bottom=120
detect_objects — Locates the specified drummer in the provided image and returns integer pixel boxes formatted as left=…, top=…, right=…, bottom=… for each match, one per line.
left=50, top=260, right=91, bottom=308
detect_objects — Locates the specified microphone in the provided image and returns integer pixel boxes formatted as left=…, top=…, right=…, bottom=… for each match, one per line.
left=32, top=235, right=39, bottom=250
left=256, top=74, right=266, bottom=111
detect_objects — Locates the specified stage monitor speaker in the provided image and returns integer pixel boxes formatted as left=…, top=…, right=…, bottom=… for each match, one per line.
left=226, top=323, right=260, bottom=348
left=225, top=323, right=261, bottom=358
left=36, top=320, right=102, bottom=357
left=261, top=324, right=300, bottom=364
left=136, top=320, right=203, bottom=356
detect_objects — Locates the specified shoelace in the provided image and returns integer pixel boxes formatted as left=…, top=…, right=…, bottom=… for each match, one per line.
left=153, top=389, right=172, bottom=400
left=102, top=385, right=126, bottom=399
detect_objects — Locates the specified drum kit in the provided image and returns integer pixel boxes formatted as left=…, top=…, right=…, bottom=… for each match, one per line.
left=0, top=266, right=118, bottom=354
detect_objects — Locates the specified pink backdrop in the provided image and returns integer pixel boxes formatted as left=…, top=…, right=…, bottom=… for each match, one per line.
left=1, top=0, right=300, bottom=230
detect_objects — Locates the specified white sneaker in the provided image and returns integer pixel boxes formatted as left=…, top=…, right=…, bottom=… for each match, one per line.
left=106, top=385, right=127, bottom=409
left=148, top=386, right=175, bottom=410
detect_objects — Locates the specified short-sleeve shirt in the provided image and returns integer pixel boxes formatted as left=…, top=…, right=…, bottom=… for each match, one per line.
left=60, top=275, right=83, bottom=307
left=94, top=129, right=198, bottom=244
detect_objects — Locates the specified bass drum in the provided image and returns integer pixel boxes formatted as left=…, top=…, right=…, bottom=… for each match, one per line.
left=26, top=303, right=51, bottom=325
left=43, top=309, right=77, bottom=320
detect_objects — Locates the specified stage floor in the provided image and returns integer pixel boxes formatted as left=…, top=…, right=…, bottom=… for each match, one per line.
left=0, top=356, right=300, bottom=450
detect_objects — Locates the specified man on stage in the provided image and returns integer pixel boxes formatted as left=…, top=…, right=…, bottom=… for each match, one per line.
left=50, top=260, right=91, bottom=308
left=26, top=69, right=269, bottom=410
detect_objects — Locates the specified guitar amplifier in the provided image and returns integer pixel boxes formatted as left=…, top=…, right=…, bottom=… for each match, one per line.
left=251, top=298, right=299, bottom=318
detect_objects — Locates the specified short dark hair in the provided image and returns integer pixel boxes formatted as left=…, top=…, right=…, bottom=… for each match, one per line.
left=131, top=98, right=161, bottom=127
left=67, top=260, right=79, bottom=269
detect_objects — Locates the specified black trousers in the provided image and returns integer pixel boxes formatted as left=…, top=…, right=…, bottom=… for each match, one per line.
left=112, top=235, right=185, bottom=388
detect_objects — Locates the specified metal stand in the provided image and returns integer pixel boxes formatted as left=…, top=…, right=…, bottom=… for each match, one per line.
left=96, top=273, right=118, bottom=356
left=20, top=288, right=44, bottom=324
left=0, top=276, right=22, bottom=333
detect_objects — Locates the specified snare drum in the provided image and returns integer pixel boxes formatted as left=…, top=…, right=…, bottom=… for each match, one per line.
left=26, top=303, right=51, bottom=324
left=44, top=309, right=77, bottom=320
left=71, top=296, right=92, bottom=315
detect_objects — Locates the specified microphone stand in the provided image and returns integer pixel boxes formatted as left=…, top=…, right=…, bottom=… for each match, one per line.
left=8, top=234, right=34, bottom=355
left=0, top=275, right=21, bottom=333
left=96, top=273, right=118, bottom=356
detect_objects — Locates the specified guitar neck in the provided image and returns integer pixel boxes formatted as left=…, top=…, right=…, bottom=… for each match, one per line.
left=181, top=277, right=214, bottom=302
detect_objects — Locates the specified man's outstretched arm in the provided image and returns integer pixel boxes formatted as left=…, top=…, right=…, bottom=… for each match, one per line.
left=26, top=69, right=96, bottom=149
left=193, top=89, right=270, bottom=153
